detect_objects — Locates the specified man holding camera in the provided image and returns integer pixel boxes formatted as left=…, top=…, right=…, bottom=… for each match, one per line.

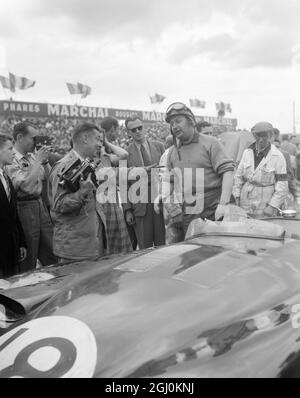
left=49, top=122, right=104, bottom=262
left=6, top=122, right=57, bottom=272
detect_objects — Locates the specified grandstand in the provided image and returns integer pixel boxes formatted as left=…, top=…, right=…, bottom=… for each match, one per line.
left=0, top=100, right=238, bottom=152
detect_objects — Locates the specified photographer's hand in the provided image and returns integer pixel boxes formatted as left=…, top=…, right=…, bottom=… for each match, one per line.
left=79, top=173, right=95, bottom=202
left=35, top=145, right=51, bottom=164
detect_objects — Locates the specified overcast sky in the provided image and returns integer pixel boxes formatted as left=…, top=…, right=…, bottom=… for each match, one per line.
left=1, top=0, right=300, bottom=131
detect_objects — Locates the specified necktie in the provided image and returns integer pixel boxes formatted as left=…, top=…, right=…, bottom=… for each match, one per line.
left=0, top=171, right=10, bottom=200
left=4, top=173, right=11, bottom=201
left=140, top=143, right=152, bottom=166
left=21, top=155, right=30, bottom=168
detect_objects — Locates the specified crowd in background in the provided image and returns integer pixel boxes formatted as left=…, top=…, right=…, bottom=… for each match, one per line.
left=1, top=115, right=300, bottom=179
left=0, top=116, right=171, bottom=153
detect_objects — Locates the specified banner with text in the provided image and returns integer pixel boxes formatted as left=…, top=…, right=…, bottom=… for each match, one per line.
left=0, top=100, right=238, bottom=128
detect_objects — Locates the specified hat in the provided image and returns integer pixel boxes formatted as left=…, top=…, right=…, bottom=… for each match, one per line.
left=251, top=121, right=274, bottom=134
left=165, top=102, right=195, bottom=123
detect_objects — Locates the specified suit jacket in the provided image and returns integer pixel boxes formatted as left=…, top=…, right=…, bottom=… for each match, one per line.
left=0, top=175, right=26, bottom=277
left=124, top=140, right=165, bottom=217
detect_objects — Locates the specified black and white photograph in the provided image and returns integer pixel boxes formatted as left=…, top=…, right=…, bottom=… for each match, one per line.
left=1, top=0, right=300, bottom=380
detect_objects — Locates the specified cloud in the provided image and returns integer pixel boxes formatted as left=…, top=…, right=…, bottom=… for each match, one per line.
left=166, top=0, right=300, bottom=69
left=230, top=29, right=294, bottom=68
left=168, top=34, right=235, bottom=65
left=19, top=0, right=242, bottom=41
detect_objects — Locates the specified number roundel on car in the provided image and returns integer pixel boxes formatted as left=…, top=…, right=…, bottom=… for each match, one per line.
left=0, top=316, right=97, bottom=378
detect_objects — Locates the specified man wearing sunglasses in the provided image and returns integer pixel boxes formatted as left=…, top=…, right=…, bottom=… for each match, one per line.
left=124, top=117, right=165, bottom=249
left=233, top=121, right=288, bottom=217
left=163, top=102, right=234, bottom=233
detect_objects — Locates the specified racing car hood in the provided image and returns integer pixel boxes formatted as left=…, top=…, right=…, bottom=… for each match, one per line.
left=1, top=232, right=300, bottom=377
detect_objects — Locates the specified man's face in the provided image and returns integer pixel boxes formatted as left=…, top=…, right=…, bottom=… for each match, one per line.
left=18, top=126, right=38, bottom=153
left=127, top=119, right=145, bottom=144
left=169, top=115, right=194, bottom=142
left=109, top=125, right=119, bottom=142
left=201, top=126, right=213, bottom=136
left=254, top=131, right=272, bottom=151
left=0, top=140, right=14, bottom=166
left=85, top=129, right=102, bottom=159
left=291, top=136, right=297, bottom=145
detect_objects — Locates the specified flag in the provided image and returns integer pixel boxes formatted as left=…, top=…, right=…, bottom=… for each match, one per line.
left=189, top=98, right=206, bottom=108
left=216, top=102, right=232, bottom=113
left=0, top=75, right=12, bottom=91
left=21, top=77, right=35, bottom=90
left=150, top=93, right=166, bottom=104
left=78, top=82, right=92, bottom=98
left=225, top=103, right=232, bottom=113
left=216, top=102, right=225, bottom=117
left=216, top=102, right=225, bottom=111
left=66, top=82, right=81, bottom=95
left=9, top=73, right=35, bottom=91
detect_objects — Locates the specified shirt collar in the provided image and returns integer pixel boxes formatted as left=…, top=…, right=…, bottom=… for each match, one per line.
left=134, top=140, right=148, bottom=150
left=14, top=149, right=27, bottom=161
left=72, top=149, right=85, bottom=161
left=250, top=142, right=271, bottom=157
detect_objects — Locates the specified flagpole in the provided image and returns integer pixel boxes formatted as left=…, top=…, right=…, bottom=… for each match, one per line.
left=293, top=100, right=296, bottom=134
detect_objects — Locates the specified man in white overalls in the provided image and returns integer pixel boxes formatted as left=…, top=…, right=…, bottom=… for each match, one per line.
left=232, top=122, right=288, bottom=217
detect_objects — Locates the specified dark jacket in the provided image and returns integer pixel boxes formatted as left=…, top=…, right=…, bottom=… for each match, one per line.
left=124, top=140, right=165, bottom=217
left=0, top=175, right=26, bottom=277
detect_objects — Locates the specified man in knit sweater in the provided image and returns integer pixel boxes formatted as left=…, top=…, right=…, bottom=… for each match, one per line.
left=162, top=102, right=235, bottom=235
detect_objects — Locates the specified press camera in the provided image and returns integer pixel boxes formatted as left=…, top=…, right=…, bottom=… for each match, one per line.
left=58, top=158, right=98, bottom=192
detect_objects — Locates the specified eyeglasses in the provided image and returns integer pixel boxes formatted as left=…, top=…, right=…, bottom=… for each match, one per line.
left=130, top=126, right=143, bottom=133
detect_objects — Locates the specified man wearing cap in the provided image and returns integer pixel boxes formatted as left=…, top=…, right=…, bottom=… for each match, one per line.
left=232, top=121, right=288, bottom=217
left=163, top=102, right=235, bottom=235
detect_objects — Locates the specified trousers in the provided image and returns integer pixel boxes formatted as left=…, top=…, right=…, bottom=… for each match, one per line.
left=17, top=198, right=57, bottom=272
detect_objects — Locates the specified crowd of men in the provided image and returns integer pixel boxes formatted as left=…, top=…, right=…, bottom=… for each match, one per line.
left=1, top=102, right=300, bottom=278
left=0, top=117, right=170, bottom=153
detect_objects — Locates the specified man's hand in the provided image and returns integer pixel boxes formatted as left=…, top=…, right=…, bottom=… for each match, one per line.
left=19, top=247, right=27, bottom=262
left=171, top=212, right=183, bottom=225
left=100, top=146, right=109, bottom=157
left=79, top=174, right=95, bottom=201
left=154, top=195, right=162, bottom=214
left=215, top=204, right=228, bottom=221
left=125, top=210, right=135, bottom=226
left=144, top=163, right=158, bottom=173
left=263, top=205, right=276, bottom=217
left=35, top=145, right=51, bottom=164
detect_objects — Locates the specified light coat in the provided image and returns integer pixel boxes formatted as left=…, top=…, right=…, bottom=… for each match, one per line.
left=233, top=144, right=288, bottom=215
left=48, top=151, right=103, bottom=260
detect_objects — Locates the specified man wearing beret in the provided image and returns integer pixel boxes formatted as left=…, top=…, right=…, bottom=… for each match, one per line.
left=233, top=121, right=288, bottom=217
left=161, top=102, right=235, bottom=236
